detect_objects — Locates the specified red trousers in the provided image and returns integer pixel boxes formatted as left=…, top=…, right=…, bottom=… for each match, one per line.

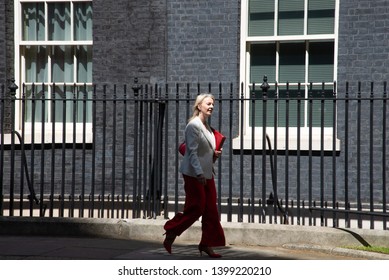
left=164, top=175, right=225, bottom=247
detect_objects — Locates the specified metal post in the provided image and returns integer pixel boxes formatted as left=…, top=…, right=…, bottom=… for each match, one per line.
left=0, top=84, right=4, bottom=216
left=260, top=76, right=269, bottom=223
left=250, top=81, right=256, bottom=223
left=132, top=78, right=141, bottom=218
left=9, top=79, right=18, bottom=217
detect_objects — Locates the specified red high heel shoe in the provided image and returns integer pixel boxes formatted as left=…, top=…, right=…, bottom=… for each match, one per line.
left=163, top=232, right=176, bottom=254
left=198, top=245, right=222, bottom=258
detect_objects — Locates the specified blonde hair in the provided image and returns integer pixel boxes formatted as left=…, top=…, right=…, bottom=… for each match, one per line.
left=189, top=93, right=215, bottom=122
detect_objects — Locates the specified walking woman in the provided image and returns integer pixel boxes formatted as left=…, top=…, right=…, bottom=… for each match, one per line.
left=163, top=93, right=225, bottom=258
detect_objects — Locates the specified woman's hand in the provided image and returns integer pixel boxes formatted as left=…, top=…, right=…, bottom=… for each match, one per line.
left=213, top=148, right=222, bottom=162
left=197, top=174, right=206, bottom=185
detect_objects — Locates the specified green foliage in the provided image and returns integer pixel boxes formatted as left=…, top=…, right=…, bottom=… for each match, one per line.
left=344, top=246, right=389, bottom=255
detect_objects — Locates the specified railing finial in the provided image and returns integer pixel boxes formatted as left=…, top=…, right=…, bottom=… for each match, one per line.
left=260, top=75, right=270, bottom=93
left=8, top=78, right=18, bottom=98
left=132, top=77, right=141, bottom=96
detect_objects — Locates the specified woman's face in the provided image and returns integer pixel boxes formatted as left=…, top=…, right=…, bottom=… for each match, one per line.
left=198, top=97, right=214, bottom=118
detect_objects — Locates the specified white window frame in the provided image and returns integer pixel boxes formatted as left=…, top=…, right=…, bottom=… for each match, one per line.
left=13, top=0, right=93, bottom=145
left=236, top=0, right=340, bottom=151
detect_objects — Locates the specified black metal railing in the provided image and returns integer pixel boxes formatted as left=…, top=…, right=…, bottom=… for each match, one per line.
left=0, top=77, right=388, bottom=231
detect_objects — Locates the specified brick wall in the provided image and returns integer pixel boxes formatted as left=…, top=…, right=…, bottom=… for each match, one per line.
left=167, top=0, right=240, bottom=84
left=336, top=0, right=389, bottom=203
left=338, top=0, right=389, bottom=84
left=1, top=0, right=14, bottom=133
left=93, top=0, right=240, bottom=86
left=0, top=0, right=6, bottom=84
left=93, top=0, right=167, bottom=85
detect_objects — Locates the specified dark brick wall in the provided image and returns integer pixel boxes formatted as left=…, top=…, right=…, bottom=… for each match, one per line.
left=1, top=0, right=14, bottom=133
left=5, top=0, right=14, bottom=83
left=336, top=0, right=389, bottom=202
left=92, top=0, right=240, bottom=86
left=93, top=0, right=167, bottom=85
left=167, top=0, right=240, bottom=84
left=0, top=0, right=6, bottom=85
left=338, top=0, right=389, bottom=84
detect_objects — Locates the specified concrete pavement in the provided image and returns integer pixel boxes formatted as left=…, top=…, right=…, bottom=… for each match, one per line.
left=0, top=234, right=373, bottom=260
left=0, top=216, right=388, bottom=260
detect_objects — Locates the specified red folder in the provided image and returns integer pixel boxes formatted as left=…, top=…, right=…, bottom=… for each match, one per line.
left=212, top=128, right=226, bottom=151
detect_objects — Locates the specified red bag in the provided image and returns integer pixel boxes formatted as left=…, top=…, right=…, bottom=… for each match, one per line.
left=178, top=128, right=226, bottom=156
left=178, top=142, right=186, bottom=156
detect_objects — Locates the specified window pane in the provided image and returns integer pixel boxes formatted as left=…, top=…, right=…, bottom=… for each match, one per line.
left=278, top=0, right=304, bottom=35
left=76, top=86, right=93, bottom=123
left=278, top=86, right=305, bottom=127
left=308, top=0, right=335, bottom=34
left=19, top=1, right=93, bottom=125
left=279, top=42, right=305, bottom=83
left=52, top=85, right=75, bottom=123
left=22, top=3, right=45, bottom=41
left=24, top=85, right=48, bottom=123
left=77, top=46, right=93, bottom=83
left=250, top=43, right=276, bottom=83
left=52, top=85, right=92, bottom=123
left=250, top=87, right=308, bottom=128
left=25, top=46, right=48, bottom=83
left=249, top=88, right=277, bottom=127
left=52, top=46, right=74, bottom=83
left=309, top=42, right=334, bottom=82
left=308, top=87, right=334, bottom=127
left=248, top=0, right=274, bottom=36
left=48, top=3, right=71, bottom=41
left=74, top=2, right=93, bottom=40
left=244, top=1, right=336, bottom=131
